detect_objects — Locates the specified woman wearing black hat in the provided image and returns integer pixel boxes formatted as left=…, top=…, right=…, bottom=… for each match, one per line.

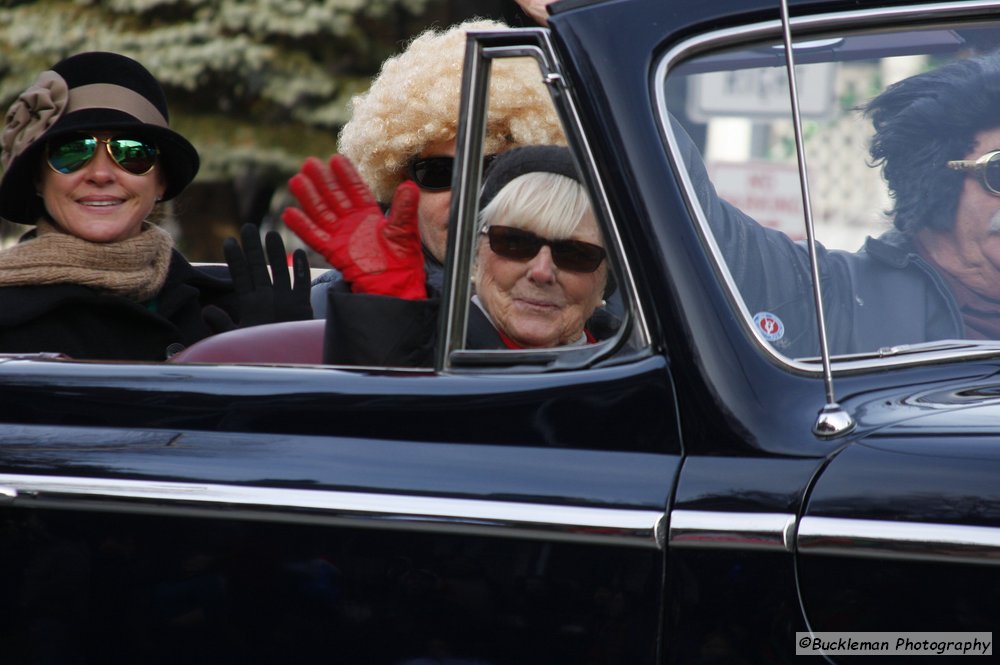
left=472, top=145, right=610, bottom=349
left=284, top=145, right=615, bottom=366
left=0, top=51, right=308, bottom=361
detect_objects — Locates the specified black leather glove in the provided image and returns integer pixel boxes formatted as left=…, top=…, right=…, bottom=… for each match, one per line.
left=223, top=223, right=313, bottom=327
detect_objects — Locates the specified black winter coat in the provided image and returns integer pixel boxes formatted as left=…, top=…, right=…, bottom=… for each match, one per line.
left=0, top=250, right=237, bottom=361
left=675, top=115, right=963, bottom=358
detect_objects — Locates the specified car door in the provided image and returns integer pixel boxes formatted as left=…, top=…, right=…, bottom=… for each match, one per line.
left=0, top=29, right=680, bottom=665
left=0, top=362, right=678, bottom=663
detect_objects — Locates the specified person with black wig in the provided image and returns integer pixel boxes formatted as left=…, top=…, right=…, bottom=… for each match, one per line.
left=676, top=50, right=1000, bottom=357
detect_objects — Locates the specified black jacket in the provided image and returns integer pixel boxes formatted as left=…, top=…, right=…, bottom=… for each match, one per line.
left=675, top=116, right=962, bottom=358
left=0, top=250, right=238, bottom=361
left=702, top=190, right=963, bottom=358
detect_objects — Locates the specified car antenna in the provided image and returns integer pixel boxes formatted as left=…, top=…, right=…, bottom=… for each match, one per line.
left=778, top=0, right=855, bottom=438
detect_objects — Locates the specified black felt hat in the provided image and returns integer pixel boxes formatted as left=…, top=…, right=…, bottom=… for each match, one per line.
left=0, top=51, right=199, bottom=224
left=479, top=144, right=579, bottom=209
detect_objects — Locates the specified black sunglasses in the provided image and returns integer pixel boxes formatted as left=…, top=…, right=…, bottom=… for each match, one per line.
left=46, top=134, right=159, bottom=176
left=484, top=225, right=606, bottom=273
left=947, top=150, right=1000, bottom=195
left=408, top=154, right=497, bottom=191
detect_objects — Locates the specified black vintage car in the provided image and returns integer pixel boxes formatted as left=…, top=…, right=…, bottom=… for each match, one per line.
left=1, top=0, right=998, bottom=663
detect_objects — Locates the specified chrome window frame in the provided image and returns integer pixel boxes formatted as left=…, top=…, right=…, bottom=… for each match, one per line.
left=653, top=1, right=1000, bottom=375
left=439, top=28, right=651, bottom=373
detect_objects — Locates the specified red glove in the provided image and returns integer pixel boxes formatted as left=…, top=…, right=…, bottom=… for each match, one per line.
left=282, top=154, right=426, bottom=300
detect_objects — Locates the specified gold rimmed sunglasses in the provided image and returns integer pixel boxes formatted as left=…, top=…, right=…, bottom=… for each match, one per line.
left=946, top=149, right=1000, bottom=195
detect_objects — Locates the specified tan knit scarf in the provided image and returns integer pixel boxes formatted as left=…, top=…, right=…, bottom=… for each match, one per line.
left=0, top=220, right=174, bottom=302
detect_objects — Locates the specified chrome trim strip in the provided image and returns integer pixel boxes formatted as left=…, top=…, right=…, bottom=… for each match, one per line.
left=669, top=509, right=797, bottom=552
left=0, top=473, right=664, bottom=549
left=798, top=516, right=1000, bottom=566
left=652, top=1, right=1000, bottom=375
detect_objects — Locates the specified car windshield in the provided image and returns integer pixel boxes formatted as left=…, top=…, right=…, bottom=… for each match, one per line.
left=660, top=18, right=1000, bottom=364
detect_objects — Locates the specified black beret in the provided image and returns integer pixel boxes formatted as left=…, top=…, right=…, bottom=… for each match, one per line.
left=479, top=145, right=579, bottom=209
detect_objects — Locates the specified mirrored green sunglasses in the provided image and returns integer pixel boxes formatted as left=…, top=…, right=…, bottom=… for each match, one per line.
left=46, top=134, right=159, bottom=176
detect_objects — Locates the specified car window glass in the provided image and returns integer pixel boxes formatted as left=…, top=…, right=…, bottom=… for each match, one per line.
left=660, top=18, right=1000, bottom=364
left=445, top=52, right=639, bottom=370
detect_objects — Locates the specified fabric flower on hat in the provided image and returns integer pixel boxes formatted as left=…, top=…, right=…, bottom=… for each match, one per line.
left=1, top=70, right=68, bottom=172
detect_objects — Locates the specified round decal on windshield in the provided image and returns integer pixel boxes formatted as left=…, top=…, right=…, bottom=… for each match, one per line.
left=753, top=311, right=785, bottom=342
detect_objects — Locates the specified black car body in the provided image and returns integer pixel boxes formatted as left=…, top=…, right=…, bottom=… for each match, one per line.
left=1, top=0, right=998, bottom=663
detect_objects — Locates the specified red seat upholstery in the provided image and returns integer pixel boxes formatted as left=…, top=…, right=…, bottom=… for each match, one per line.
left=170, top=319, right=325, bottom=364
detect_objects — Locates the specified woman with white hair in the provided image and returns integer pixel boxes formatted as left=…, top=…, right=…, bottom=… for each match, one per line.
left=299, top=19, right=566, bottom=316
left=472, top=145, right=609, bottom=349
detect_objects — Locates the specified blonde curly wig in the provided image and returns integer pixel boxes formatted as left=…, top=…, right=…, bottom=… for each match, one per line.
left=338, top=19, right=566, bottom=202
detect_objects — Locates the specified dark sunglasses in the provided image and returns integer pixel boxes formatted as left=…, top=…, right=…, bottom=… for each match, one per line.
left=46, top=134, right=159, bottom=176
left=407, top=154, right=496, bottom=191
left=484, top=225, right=606, bottom=273
left=947, top=150, right=1000, bottom=195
